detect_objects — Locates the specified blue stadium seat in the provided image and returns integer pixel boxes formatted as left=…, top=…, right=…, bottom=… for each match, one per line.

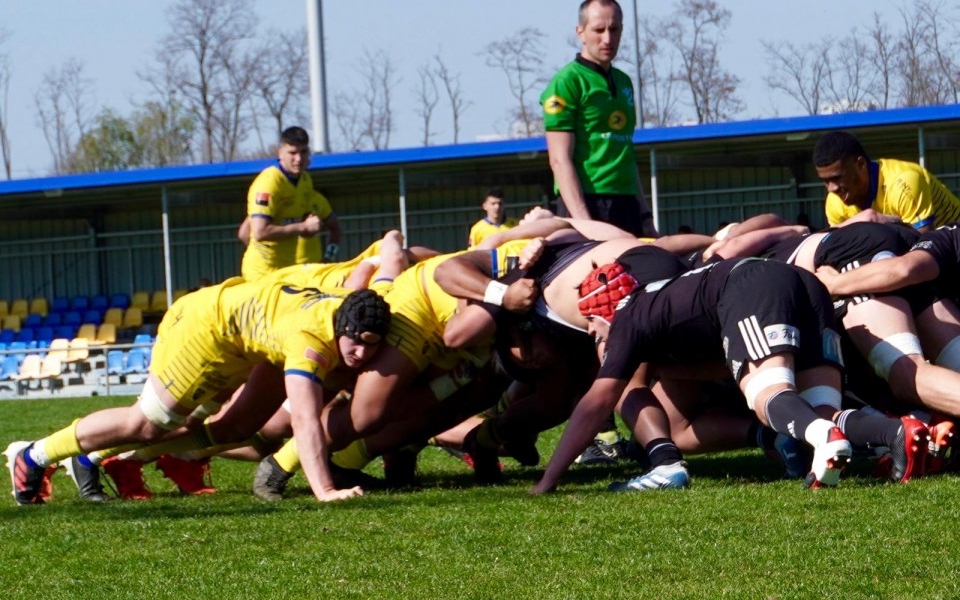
left=110, top=294, right=131, bottom=310
left=83, top=309, right=103, bottom=325
left=36, top=327, right=55, bottom=345
left=51, top=297, right=69, bottom=314
left=23, top=313, right=43, bottom=328
left=106, top=350, right=126, bottom=375
left=69, top=296, right=90, bottom=312
left=0, top=329, right=14, bottom=345
left=91, top=295, right=109, bottom=312
left=15, top=328, right=35, bottom=343
left=8, top=341, right=28, bottom=364
left=54, top=325, right=77, bottom=340
left=125, top=347, right=150, bottom=374
left=42, top=312, right=63, bottom=327
left=0, top=355, right=19, bottom=380
left=133, top=333, right=153, bottom=364
left=63, top=312, right=82, bottom=327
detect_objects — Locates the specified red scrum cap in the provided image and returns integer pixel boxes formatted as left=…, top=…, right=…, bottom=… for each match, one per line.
left=577, top=262, right=638, bottom=323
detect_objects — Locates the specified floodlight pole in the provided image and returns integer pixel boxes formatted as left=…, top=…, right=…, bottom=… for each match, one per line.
left=631, top=0, right=644, bottom=128
left=306, top=0, right=330, bottom=153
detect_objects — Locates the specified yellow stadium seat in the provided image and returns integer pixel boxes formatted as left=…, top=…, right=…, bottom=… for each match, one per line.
left=149, top=290, right=168, bottom=313
left=2, top=314, right=21, bottom=332
left=173, top=289, right=189, bottom=302
left=67, top=338, right=89, bottom=363
left=131, top=291, right=150, bottom=311
left=76, top=323, right=98, bottom=343
left=46, top=339, right=70, bottom=363
left=95, top=323, right=117, bottom=345
left=103, top=307, right=124, bottom=326
left=29, top=297, right=49, bottom=317
left=0, top=300, right=10, bottom=318
left=39, top=355, right=63, bottom=380
left=10, top=299, right=28, bottom=318
left=14, top=354, right=41, bottom=380
left=122, top=307, right=143, bottom=329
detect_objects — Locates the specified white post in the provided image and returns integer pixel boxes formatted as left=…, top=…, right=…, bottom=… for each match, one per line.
left=306, top=0, right=330, bottom=153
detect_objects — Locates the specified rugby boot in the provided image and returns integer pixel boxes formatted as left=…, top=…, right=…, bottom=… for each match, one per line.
left=252, top=455, right=292, bottom=501
left=926, top=419, right=956, bottom=474
left=804, top=427, right=852, bottom=489
left=5, top=441, right=48, bottom=505
left=102, top=457, right=152, bottom=500
left=156, top=454, right=216, bottom=495
left=462, top=427, right=503, bottom=485
left=889, top=416, right=929, bottom=483
left=62, top=456, right=110, bottom=502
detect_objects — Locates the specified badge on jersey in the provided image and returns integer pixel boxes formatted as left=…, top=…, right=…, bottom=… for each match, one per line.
left=255, top=192, right=271, bottom=207
left=304, top=346, right=329, bottom=368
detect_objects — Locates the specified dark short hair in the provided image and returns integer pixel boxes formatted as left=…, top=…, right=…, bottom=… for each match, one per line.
left=280, top=126, right=310, bottom=148
left=485, top=187, right=505, bottom=200
left=579, top=0, right=623, bottom=26
left=812, top=131, right=868, bottom=167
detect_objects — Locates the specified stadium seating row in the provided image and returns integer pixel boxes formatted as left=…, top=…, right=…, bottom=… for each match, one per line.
left=0, top=307, right=145, bottom=333
left=0, top=290, right=188, bottom=320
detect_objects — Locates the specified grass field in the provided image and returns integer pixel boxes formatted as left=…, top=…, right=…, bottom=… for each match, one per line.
left=1, top=395, right=958, bottom=600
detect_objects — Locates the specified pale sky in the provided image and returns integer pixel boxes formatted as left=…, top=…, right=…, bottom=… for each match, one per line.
left=2, top=0, right=909, bottom=179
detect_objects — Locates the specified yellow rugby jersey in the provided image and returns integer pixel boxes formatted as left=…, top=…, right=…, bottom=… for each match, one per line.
left=825, top=158, right=960, bottom=230
left=263, top=239, right=388, bottom=291
left=467, top=217, right=518, bottom=248
left=241, top=165, right=333, bottom=280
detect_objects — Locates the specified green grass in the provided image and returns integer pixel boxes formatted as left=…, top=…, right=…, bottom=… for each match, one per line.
left=1, top=396, right=958, bottom=599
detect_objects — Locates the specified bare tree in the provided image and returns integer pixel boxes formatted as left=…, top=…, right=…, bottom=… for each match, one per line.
left=330, top=91, right=367, bottom=152
left=147, top=0, right=255, bottom=163
left=134, top=96, right=197, bottom=166
left=636, top=19, right=682, bottom=126
left=0, top=30, right=11, bottom=179
left=666, top=0, right=742, bottom=123
left=433, top=54, right=470, bottom=144
left=34, top=59, right=93, bottom=175
left=355, top=49, right=398, bottom=150
left=761, top=40, right=828, bottom=116
left=250, top=28, right=309, bottom=150
left=823, top=36, right=879, bottom=112
left=864, top=13, right=896, bottom=109
left=413, top=63, right=440, bottom=146
left=482, top=27, right=548, bottom=137
left=894, top=1, right=950, bottom=106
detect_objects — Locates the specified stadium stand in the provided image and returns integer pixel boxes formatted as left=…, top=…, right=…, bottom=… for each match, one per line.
left=95, top=323, right=116, bottom=345
left=103, top=307, right=123, bottom=327
left=0, top=329, right=14, bottom=345
left=54, top=325, right=77, bottom=340
left=148, top=290, right=168, bottom=314
left=91, top=295, right=109, bottom=312
left=36, top=327, right=55, bottom=346
left=15, top=328, right=34, bottom=344
left=29, top=297, right=48, bottom=317
left=125, top=347, right=150, bottom=374
left=0, top=355, right=18, bottom=380
left=83, top=309, right=103, bottom=326
left=46, top=339, right=70, bottom=364
left=0, top=300, right=8, bottom=318
left=75, top=324, right=98, bottom=344
left=66, top=338, right=89, bottom=365
left=105, top=350, right=125, bottom=376
left=10, top=299, right=28, bottom=318
left=63, top=312, right=82, bottom=327
left=69, top=296, right=90, bottom=312
left=3, top=314, right=21, bottom=332
left=131, top=291, right=150, bottom=311
left=50, top=297, right=69, bottom=314
left=109, top=293, right=131, bottom=310
left=122, top=307, right=143, bottom=329
left=23, top=313, right=42, bottom=328
left=42, top=312, right=62, bottom=327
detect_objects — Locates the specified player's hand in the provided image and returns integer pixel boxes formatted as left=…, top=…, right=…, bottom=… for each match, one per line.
left=503, top=278, right=538, bottom=312
left=316, top=485, right=363, bottom=502
left=301, top=213, right=322, bottom=237
left=814, top=265, right=841, bottom=295
left=519, top=237, right=546, bottom=270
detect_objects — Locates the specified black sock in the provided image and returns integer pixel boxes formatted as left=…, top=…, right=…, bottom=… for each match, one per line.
left=835, top=409, right=901, bottom=448
left=764, top=390, right=819, bottom=441
left=644, top=438, right=683, bottom=467
left=748, top=421, right=778, bottom=449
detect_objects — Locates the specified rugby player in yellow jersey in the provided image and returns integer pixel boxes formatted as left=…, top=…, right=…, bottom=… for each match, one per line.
left=240, top=126, right=342, bottom=281
left=5, top=278, right=390, bottom=505
left=467, top=187, right=518, bottom=248
left=816, top=130, right=960, bottom=233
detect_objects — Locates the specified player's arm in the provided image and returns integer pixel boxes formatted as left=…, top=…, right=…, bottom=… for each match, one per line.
left=835, top=208, right=901, bottom=227
left=433, top=251, right=538, bottom=313
left=705, top=225, right=807, bottom=261
left=815, top=250, right=940, bottom=296
left=285, top=374, right=362, bottom=502
left=530, top=376, right=626, bottom=494
left=475, top=217, right=573, bottom=249
left=238, top=217, right=251, bottom=246
left=250, top=214, right=322, bottom=242
left=890, top=172, right=935, bottom=233
left=546, top=130, right=590, bottom=220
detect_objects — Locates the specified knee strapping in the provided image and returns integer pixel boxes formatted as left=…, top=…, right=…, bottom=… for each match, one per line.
left=743, top=367, right=795, bottom=411
left=799, top=385, right=841, bottom=410
left=138, top=382, right=187, bottom=430
left=867, top=332, right=923, bottom=379
left=936, top=336, right=960, bottom=372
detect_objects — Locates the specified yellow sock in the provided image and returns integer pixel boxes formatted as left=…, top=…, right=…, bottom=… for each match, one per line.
left=273, top=438, right=301, bottom=473
left=37, top=419, right=83, bottom=464
left=596, top=430, right=619, bottom=445
left=129, top=423, right=215, bottom=462
left=89, top=443, right=147, bottom=463
left=330, top=439, right=372, bottom=470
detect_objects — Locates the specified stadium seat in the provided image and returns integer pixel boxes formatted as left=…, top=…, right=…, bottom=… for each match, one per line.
left=0, top=355, right=19, bottom=380
left=149, top=291, right=168, bottom=314
left=14, top=354, right=41, bottom=380
left=69, top=296, right=90, bottom=312
left=15, top=328, right=35, bottom=344
left=29, top=298, right=49, bottom=317
left=63, top=312, right=82, bottom=327
left=109, top=293, right=131, bottom=310
left=173, top=289, right=189, bottom=302
left=122, top=307, right=143, bottom=329
left=8, top=341, right=28, bottom=364
left=66, top=338, right=89, bottom=363
left=76, top=323, right=98, bottom=344
left=46, top=339, right=70, bottom=363
left=23, top=313, right=43, bottom=328
left=95, top=323, right=117, bottom=345
left=42, top=312, right=63, bottom=327
left=0, top=329, right=14, bottom=345
left=103, top=307, right=124, bottom=326
left=125, top=347, right=150, bottom=374
left=106, top=350, right=126, bottom=375
left=131, top=291, right=150, bottom=311
left=0, top=300, right=8, bottom=318
left=54, top=325, right=77, bottom=340
left=82, top=309, right=103, bottom=325
left=91, top=295, right=109, bottom=312
left=35, top=327, right=55, bottom=345
left=2, top=314, right=21, bottom=332
left=9, top=299, right=29, bottom=318
left=133, top=333, right=153, bottom=363
left=50, top=297, right=69, bottom=313
left=39, top=355, right=63, bottom=380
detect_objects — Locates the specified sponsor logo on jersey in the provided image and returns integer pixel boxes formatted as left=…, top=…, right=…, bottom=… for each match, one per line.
left=304, top=346, right=329, bottom=368
left=543, top=95, right=567, bottom=115
left=255, top=192, right=271, bottom=206
left=764, top=324, right=800, bottom=347
left=608, top=110, right=627, bottom=131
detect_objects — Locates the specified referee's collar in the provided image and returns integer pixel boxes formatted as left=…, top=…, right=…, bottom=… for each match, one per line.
left=575, top=54, right=617, bottom=97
